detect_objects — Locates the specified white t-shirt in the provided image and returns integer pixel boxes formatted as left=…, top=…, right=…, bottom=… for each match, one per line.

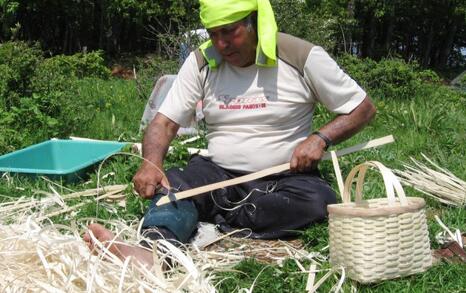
left=159, top=46, right=366, bottom=172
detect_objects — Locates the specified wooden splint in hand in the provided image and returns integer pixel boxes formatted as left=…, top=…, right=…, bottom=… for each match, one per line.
left=157, top=135, right=395, bottom=206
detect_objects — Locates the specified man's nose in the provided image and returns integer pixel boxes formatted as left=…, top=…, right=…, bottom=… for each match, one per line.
left=215, top=37, right=229, bottom=51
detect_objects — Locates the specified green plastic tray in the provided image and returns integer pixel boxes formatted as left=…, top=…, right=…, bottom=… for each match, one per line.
left=0, top=139, right=128, bottom=182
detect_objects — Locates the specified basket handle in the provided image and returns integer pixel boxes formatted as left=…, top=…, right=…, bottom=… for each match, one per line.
left=342, top=161, right=408, bottom=206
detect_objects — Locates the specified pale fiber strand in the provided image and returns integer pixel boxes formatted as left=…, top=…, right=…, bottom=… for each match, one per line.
left=306, top=263, right=317, bottom=292
left=420, top=153, right=465, bottom=186
left=395, top=154, right=466, bottom=206
left=0, top=218, right=217, bottom=292
left=0, top=189, right=216, bottom=292
left=0, top=184, right=128, bottom=224
left=0, top=191, right=342, bottom=292
left=434, top=215, right=463, bottom=247
left=36, top=188, right=126, bottom=221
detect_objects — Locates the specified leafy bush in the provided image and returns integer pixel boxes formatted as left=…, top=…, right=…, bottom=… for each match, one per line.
left=337, top=54, right=441, bottom=99
left=271, top=0, right=339, bottom=51
left=369, top=59, right=425, bottom=99
left=30, top=64, right=86, bottom=133
left=459, top=73, right=466, bottom=88
left=335, top=54, right=377, bottom=85
left=136, top=55, right=179, bottom=80
left=40, top=51, right=110, bottom=79
left=0, top=64, right=13, bottom=108
left=0, top=41, right=43, bottom=110
left=0, top=41, right=110, bottom=154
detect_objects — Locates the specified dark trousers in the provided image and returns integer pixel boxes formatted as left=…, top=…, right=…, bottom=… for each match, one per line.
left=141, top=155, right=337, bottom=243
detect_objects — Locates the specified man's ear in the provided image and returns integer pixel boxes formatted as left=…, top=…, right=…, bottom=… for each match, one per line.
left=245, top=11, right=258, bottom=33
left=246, top=21, right=254, bottom=32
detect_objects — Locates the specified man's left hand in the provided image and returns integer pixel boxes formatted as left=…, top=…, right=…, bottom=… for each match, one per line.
left=290, top=135, right=327, bottom=172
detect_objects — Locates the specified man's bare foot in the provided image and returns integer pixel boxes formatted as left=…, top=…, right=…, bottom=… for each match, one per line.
left=83, top=223, right=154, bottom=268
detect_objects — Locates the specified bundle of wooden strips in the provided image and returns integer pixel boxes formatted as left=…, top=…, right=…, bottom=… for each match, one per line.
left=394, top=153, right=466, bottom=206
left=0, top=187, right=344, bottom=292
left=0, top=217, right=217, bottom=292
left=0, top=184, right=128, bottom=223
left=0, top=186, right=217, bottom=292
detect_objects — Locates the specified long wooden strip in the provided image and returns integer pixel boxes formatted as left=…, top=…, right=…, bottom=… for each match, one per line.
left=157, top=163, right=291, bottom=206
left=330, top=151, right=345, bottom=196
left=157, top=135, right=394, bottom=206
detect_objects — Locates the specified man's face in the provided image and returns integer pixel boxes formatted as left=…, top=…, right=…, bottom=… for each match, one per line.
left=207, top=18, right=257, bottom=67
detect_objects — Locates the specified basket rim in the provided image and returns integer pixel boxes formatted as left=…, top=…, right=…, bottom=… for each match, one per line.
left=327, top=197, right=425, bottom=217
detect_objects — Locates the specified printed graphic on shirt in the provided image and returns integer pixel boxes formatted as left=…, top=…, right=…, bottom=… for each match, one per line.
left=217, top=94, right=270, bottom=110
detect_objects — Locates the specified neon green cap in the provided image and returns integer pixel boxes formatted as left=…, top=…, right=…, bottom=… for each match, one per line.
left=199, top=0, right=278, bottom=68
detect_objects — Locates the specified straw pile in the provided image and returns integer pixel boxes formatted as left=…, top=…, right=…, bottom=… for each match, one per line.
left=0, top=217, right=217, bottom=292
left=0, top=189, right=219, bottom=292
left=395, top=154, right=466, bottom=206
left=0, top=183, right=342, bottom=292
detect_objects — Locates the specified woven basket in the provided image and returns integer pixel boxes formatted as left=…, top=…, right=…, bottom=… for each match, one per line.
left=327, top=161, right=432, bottom=283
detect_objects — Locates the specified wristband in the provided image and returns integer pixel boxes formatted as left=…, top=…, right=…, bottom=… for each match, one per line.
left=312, top=131, right=332, bottom=150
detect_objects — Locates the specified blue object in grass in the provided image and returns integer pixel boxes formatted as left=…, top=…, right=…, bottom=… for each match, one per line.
left=0, top=139, right=128, bottom=182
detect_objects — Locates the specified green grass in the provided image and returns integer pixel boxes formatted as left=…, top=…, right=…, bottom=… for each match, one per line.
left=1, top=71, right=465, bottom=292
left=213, top=260, right=466, bottom=293
left=74, top=77, right=149, bottom=141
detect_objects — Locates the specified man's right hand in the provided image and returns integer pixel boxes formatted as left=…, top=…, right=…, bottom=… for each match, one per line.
left=133, top=163, right=170, bottom=199
left=133, top=113, right=180, bottom=199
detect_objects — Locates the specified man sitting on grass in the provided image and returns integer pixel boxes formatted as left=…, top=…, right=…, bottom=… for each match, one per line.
left=84, top=0, right=376, bottom=264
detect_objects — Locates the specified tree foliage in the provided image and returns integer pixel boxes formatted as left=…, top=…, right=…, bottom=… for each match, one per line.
left=0, top=0, right=464, bottom=68
left=0, top=0, right=200, bottom=55
left=306, top=0, right=466, bottom=68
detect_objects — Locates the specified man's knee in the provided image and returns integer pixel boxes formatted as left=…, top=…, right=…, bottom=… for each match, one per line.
left=315, top=186, right=337, bottom=211
left=280, top=177, right=337, bottom=224
left=308, top=200, right=329, bottom=222
left=306, top=183, right=337, bottom=222
left=142, top=196, right=198, bottom=243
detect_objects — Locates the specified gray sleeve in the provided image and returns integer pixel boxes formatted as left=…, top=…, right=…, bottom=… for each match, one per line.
left=158, top=52, right=204, bottom=127
left=303, top=46, right=366, bottom=114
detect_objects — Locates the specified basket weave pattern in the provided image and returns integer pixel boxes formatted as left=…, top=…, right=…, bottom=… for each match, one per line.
left=328, top=161, right=432, bottom=283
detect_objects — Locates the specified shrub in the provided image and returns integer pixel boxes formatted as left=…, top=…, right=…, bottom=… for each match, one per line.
left=41, top=51, right=111, bottom=79
left=0, top=41, right=108, bottom=154
left=335, top=54, right=377, bottom=86
left=368, top=59, right=423, bottom=99
left=30, top=65, right=87, bottom=136
left=135, top=55, right=180, bottom=101
left=0, top=64, right=13, bottom=108
left=0, top=41, right=43, bottom=110
left=459, top=73, right=466, bottom=88
left=136, top=55, right=179, bottom=80
left=0, top=68, right=86, bottom=153
left=337, top=54, right=442, bottom=99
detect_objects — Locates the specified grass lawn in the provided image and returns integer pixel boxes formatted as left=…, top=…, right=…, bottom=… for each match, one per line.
left=0, top=72, right=465, bottom=292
